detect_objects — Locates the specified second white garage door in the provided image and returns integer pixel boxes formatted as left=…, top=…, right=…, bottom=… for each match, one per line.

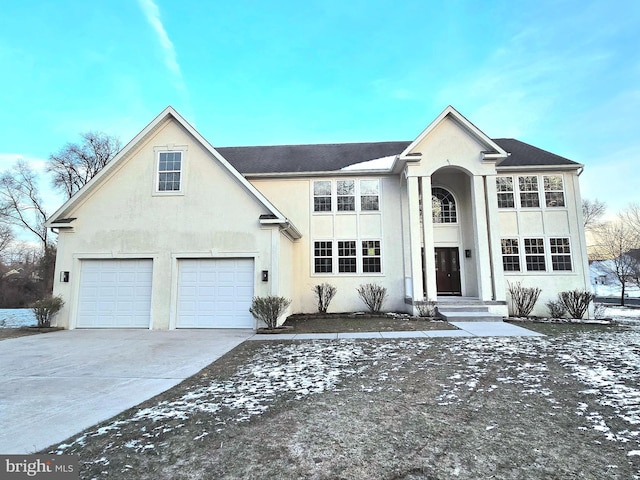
left=176, top=259, right=255, bottom=328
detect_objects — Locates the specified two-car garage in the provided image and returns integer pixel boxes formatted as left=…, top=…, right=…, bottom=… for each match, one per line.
left=76, top=258, right=255, bottom=329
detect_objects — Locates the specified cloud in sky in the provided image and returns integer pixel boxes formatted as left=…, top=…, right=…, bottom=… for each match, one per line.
left=137, top=0, right=187, bottom=95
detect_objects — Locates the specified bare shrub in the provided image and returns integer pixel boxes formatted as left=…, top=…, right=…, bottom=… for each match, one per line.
left=594, top=303, right=607, bottom=319
left=313, top=283, right=337, bottom=313
left=546, top=299, right=567, bottom=319
left=249, top=296, right=292, bottom=329
left=31, top=295, right=64, bottom=327
left=507, top=281, right=541, bottom=317
left=356, top=283, right=387, bottom=313
left=416, top=299, right=437, bottom=317
left=558, top=290, right=595, bottom=319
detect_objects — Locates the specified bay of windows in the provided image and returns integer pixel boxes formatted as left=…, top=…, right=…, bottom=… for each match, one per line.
left=501, top=237, right=572, bottom=272
left=314, top=240, right=382, bottom=274
left=313, top=179, right=380, bottom=213
left=496, top=175, right=566, bottom=209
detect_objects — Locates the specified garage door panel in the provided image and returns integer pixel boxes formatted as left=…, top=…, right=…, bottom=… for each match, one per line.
left=177, top=259, right=254, bottom=328
left=77, top=259, right=152, bottom=328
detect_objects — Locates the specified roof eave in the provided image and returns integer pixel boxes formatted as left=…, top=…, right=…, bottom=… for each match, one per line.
left=496, top=163, right=584, bottom=172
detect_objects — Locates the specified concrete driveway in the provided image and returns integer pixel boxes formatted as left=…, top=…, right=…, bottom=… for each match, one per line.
left=0, top=329, right=253, bottom=454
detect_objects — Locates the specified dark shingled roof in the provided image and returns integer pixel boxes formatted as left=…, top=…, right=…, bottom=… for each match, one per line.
left=217, top=142, right=411, bottom=174
left=217, top=138, right=577, bottom=174
left=493, top=139, right=579, bottom=167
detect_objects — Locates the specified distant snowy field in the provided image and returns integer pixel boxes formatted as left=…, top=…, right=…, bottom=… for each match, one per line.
left=0, top=309, right=37, bottom=328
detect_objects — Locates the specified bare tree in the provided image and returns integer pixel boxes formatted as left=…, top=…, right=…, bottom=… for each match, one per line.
left=591, top=220, right=640, bottom=306
left=623, top=203, right=640, bottom=237
left=582, top=198, right=606, bottom=230
left=0, top=223, right=12, bottom=258
left=0, top=161, right=49, bottom=249
left=48, top=131, right=121, bottom=198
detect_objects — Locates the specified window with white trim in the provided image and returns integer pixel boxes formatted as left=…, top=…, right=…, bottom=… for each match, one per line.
left=360, top=179, right=380, bottom=211
left=496, top=177, right=515, bottom=208
left=157, top=152, right=182, bottom=192
left=314, top=241, right=333, bottom=273
left=362, top=240, right=382, bottom=273
left=544, top=175, right=565, bottom=207
left=501, top=238, right=520, bottom=271
left=313, top=181, right=332, bottom=212
left=337, top=180, right=355, bottom=211
left=550, top=238, right=572, bottom=271
left=524, top=238, right=546, bottom=271
left=432, top=187, right=457, bottom=223
left=518, top=176, right=540, bottom=208
left=338, top=240, right=357, bottom=272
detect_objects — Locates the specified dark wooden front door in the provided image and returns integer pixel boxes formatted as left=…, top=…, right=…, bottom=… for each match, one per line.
left=435, top=248, right=461, bottom=295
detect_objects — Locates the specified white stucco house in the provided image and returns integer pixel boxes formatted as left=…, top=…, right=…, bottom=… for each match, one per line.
left=46, top=105, right=591, bottom=329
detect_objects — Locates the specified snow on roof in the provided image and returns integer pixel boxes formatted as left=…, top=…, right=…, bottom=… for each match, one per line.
left=340, top=155, right=396, bottom=171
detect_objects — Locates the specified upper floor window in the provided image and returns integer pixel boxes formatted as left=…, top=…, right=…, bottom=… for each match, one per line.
left=337, top=180, right=355, bottom=211
left=497, top=174, right=566, bottom=209
left=518, top=176, right=540, bottom=208
left=157, top=152, right=182, bottom=192
left=360, top=179, right=380, bottom=211
left=314, top=181, right=332, bottom=212
left=544, top=176, right=565, bottom=207
left=312, top=179, right=380, bottom=212
left=432, top=187, right=457, bottom=223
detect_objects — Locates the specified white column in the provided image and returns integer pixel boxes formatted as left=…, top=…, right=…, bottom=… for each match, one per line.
left=407, top=176, right=424, bottom=302
left=421, top=176, right=437, bottom=300
left=471, top=175, right=493, bottom=301
left=485, top=175, right=506, bottom=301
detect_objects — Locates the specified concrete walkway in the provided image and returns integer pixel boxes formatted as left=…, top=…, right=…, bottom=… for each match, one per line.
left=247, top=321, right=543, bottom=340
left=0, top=329, right=253, bottom=454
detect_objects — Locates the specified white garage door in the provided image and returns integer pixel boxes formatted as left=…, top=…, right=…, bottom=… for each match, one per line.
left=77, top=259, right=152, bottom=328
left=176, top=259, right=254, bottom=328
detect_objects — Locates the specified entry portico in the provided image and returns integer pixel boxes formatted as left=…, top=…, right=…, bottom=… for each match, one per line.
left=400, top=106, right=507, bottom=310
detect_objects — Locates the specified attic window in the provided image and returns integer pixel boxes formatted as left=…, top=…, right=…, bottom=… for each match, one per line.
left=157, top=152, right=182, bottom=192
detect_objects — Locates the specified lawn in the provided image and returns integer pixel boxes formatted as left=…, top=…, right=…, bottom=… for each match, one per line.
left=47, top=324, right=640, bottom=479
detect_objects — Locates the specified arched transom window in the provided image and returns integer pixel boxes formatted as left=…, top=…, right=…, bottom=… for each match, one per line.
left=432, top=187, right=457, bottom=223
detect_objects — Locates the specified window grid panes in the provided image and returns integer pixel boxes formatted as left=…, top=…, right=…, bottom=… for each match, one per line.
left=362, top=240, right=381, bottom=273
left=337, top=240, right=357, bottom=273
left=496, top=177, right=515, bottom=208
left=337, top=180, right=355, bottom=211
left=313, top=181, right=332, bottom=212
left=524, top=238, right=546, bottom=271
left=519, top=176, right=540, bottom=208
left=544, top=175, right=565, bottom=207
left=158, top=152, right=182, bottom=191
left=360, top=179, right=380, bottom=211
left=314, top=241, right=333, bottom=273
left=432, top=187, right=457, bottom=223
left=501, top=238, right=520, bottom=271
left=550, top=238, right=572, bottom=271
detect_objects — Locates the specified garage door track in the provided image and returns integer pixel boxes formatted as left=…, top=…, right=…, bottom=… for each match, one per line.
left=0, top=329, right=253, bottom=454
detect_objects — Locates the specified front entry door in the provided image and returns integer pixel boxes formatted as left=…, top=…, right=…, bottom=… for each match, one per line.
left=435, top=248, right=461, bottom=295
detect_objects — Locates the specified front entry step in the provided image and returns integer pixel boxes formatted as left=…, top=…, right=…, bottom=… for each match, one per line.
left=437, top=305, right=505, bottom=322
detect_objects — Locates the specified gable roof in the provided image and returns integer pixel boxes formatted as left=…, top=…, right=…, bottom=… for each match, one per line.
left=46, top=106, right=301, bottom=239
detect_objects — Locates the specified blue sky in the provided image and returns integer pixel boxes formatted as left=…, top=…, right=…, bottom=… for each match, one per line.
left=0, top=0, right=639, bottom=238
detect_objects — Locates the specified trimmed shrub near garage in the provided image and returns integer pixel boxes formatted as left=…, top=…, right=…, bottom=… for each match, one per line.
left=558, top=289, right=595, bottom=319
left=507, top=281, right=541, bottom=317
left=31, top=295, right=64, bottom=327
left=356, top=283, right=387, bottom=313
left=313, top=283, right=337, bottom=314
left=250, top=296, right=292, bottom=330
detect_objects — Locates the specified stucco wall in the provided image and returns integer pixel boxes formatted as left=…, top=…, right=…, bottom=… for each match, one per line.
left=53, top=119, right=279, bottom=329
